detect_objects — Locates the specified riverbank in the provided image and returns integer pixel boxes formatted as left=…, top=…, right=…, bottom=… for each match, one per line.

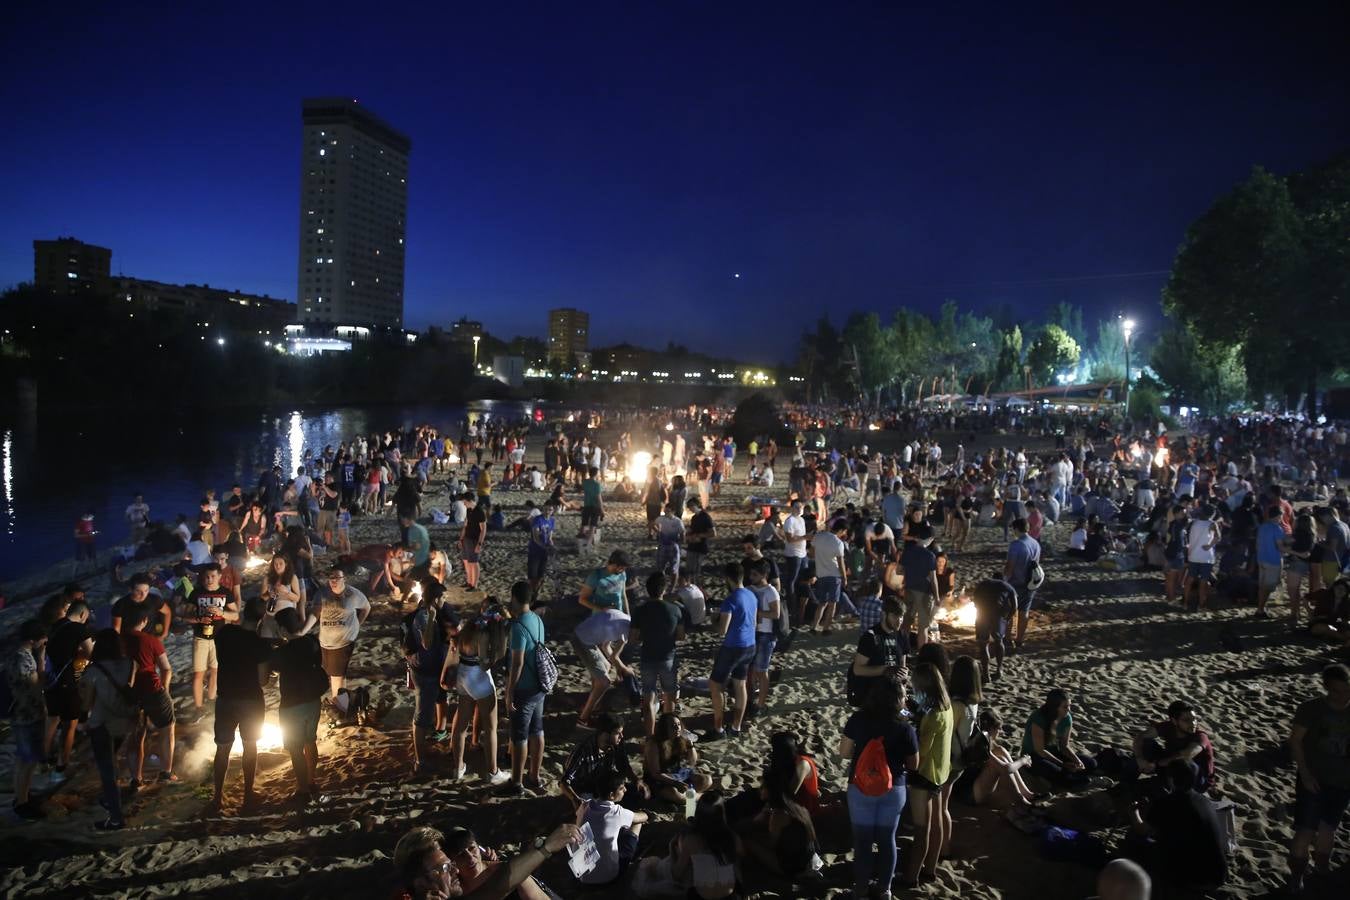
left=1, top=429, right=1344, bottom=899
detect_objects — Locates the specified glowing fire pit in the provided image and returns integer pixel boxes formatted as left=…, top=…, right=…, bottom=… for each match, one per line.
left=231, top=720, right=286, bottom=756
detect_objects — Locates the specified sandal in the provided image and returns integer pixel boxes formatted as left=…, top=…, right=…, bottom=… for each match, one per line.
left=94, top=818, right=126, bottom=831
left=157, top=771, right=181, bottom=784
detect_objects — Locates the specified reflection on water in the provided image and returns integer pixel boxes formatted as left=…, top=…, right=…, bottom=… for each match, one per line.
left=0, top=402, right=538, bottom=581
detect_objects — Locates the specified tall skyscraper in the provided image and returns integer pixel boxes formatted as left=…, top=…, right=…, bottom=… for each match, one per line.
left=33, top=237, right=111, bottom=295
left=548, top=307, right=589, bottom=365
left=298, top=98, right=410, bottom=331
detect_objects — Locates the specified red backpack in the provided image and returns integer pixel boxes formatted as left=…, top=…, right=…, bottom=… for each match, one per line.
left=852, top=736, right=893, bottom=796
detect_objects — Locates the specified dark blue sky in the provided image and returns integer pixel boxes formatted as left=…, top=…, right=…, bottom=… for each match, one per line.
left=2, top=3, right=1346, bottom=358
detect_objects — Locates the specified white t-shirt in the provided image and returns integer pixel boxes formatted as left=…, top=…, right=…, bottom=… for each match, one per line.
left=782, top=514, right=807, bottom=558
left=450, top=499, right=467, bottom=525
left=813, top=532, right=846, bottom=578
left=674, top=585, right=706, bottom=625
left=759, top=467, right=774, bottom=487
left=579, top=799, right=636, bottom=885
left=1069, top=527, right=1087, bottom=550
left=186, top=540, right=212, bottom=566
left=1187, top=519, right=1218, bottom=563
left=750, top=583, right=780, bottom=634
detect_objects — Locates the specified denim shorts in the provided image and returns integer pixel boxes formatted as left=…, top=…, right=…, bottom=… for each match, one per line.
left=526, top=549, right=549, bottom=580
left=640, top=657, right=677, bottom=696
left=710, top=643, right=756, bottom=684
left=815, top=575, right=842, bottom=606
left=753, top=632, right=777, bottom=671
left=509, top=690, right=546, bottom=743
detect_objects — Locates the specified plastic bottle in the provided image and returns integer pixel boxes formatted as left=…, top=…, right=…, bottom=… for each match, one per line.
left=684, top=785, right=697, bottom=820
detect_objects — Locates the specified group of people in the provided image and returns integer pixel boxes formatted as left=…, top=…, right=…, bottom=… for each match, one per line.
left=7, top=406, right=1350, bottom=900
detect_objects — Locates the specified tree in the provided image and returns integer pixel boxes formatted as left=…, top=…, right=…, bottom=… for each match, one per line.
left=842, top=312, right=898, bottom=407
left=1047, top=302, right=1087, bottom=348
left=1089, top=318, right=1127, bottom=383
left=1164, top=160, right=1350, bottom=411
left=1149, top=321, right=1248, bottom=416
left=991, top=325, right=1023, bottom=393
left=890, top=308, right=937, bottom=402
left=797, top=317, right=845, bottom=403
left=1025, top=324, right=1081, bottom=387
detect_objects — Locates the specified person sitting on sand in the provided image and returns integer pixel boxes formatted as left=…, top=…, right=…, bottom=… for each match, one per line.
left=735, top=778, right=821, bottom=883
left=955, top=708, right=1040, bottom=807
left=560, top=712, right=650, bottom=810
left=1126, top=759, right=1229, bottom=889
left=1022, top=688, right=1097, bottom=785
left=1306, top=576, right=1350, bottom=646
left=643, top=712, right=713, bottom=802
left=392, top=822, right=580, bottom=900
left=440, top=826, right=562, bottom=900
left=1131, top=700, right=1216, bottom=793
left=576, top=768, right=650, bottom=887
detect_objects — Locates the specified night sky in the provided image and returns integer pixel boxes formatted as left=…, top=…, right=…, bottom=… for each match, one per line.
left=2, top=3, right=1346, bottom=359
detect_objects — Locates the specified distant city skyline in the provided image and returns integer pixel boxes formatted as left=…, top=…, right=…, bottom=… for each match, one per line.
left=1, top=5, right=1346, bottom=359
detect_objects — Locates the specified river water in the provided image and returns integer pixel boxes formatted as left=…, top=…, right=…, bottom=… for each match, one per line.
left=0, top=401, right=544, bottom=582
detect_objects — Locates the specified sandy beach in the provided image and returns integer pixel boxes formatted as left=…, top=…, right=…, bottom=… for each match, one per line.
left=2, top=429, right=1348, bottom=899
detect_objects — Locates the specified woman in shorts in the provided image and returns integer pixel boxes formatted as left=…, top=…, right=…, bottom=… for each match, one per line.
left=444, top=616, right=510, bottom=786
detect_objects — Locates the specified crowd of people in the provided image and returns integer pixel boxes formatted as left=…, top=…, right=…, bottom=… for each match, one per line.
left=4, top=406, right=1350, bottom=899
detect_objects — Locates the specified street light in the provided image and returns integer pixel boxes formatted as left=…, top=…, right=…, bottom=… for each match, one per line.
left=472, top=334, right=480, bottom=367
left=1121, top=318, right=1136, bottom=416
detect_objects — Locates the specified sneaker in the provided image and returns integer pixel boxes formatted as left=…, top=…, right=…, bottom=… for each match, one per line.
left=485, top=770, right=511, bottom=787
left=523, top=775, right=545, bottom=792
left=499, top=780, right=525, bottom=797
left=430, top=729, right=450, bottom=743
left=94, top=818, right=125, bottom=832
left=47, top=768, right=68, bottom=785
left=702, top=727, right=726, bottom=743
left=726, top=726, right=742, bottom=739
left=452, top=764, right=467, bottom=781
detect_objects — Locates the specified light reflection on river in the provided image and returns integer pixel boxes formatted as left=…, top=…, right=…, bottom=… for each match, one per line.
left=0, top=401, right=538, bottom=582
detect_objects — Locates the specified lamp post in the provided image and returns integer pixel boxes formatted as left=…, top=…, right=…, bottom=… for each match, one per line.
left=1122, top=318, right=1135, bottom=417
left=472, top=334, right=480, bottom=368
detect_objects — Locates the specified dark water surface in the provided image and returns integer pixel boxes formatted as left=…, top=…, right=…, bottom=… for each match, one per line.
left=0, top=401, right=543, bottom=582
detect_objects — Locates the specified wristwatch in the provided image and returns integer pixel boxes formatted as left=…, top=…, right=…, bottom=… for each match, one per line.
left=533, top=835, right=551, bottom=855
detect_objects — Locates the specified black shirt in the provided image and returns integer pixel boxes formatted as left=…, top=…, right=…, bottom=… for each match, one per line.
left=48, top=619, right=92, bottom=675
left=843, top=710, right=919, bottom=782
left=972, top=579, right=1017, bottom=622
left=213, top=624, right=270, bottom=703
left=191, top=587, right=234, bottom=639
left=273, top=634, right=328, bottom=709
left=632, top=599, right=683, bottom=663
left=113, top=594, right=168, bottom=637
left=689, top=511, right=714, bottom=553
left=1145, top=789, right=1229, bottom=886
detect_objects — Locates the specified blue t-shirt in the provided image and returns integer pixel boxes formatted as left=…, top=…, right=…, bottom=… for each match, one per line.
left=405, top=522, right=430, bottom=566
left=1256, top=521, right=1285, bottom=567
left=529, top=515, right=556, bottom=554
left=507, top=610, right=546, bottom=696
left=586, top=568, right=628, bottom=612
left=1176, top=464, right=1199, bottom=498
left=720, top=587, right=757, bottom=648
left=1006, top=535, right=1041, bottom=587
left=881, top=493, right=906, bottom=531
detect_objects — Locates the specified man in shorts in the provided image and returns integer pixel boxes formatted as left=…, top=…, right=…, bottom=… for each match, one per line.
left=184, top=562, right=239, bottom=719
left=706, top=563, right=757, bottom=741
left=318, top=567, right=371, bottom=699
left=274, top=632, right=328, bottom=804
left=900, top=528, right=940, bottom=651
left=504, top=581, right=548, bottom=795
left=43, top=600, right=93, bottom=780
left=209, top=601, right=272, bottom=814
left=572, top=601, right=633, bottom=728
left=1183, top=506, right=1220, bottom=612
left=745, top=558, right=782, bottom=719
left=631, top=572, right=684, bottom=736
left=4, top=620, right=48, bottom=820
left=972, top=575, right=1018, bottom=683
left=653, top=502, right=685, bottom=579
left=1004, top=518, right=1041, bottom=651
left=1287, top=663, right=1350, bottom=892
left=122, top=606, right=177, bottom=785
left=526, top=502, right=557, bottom=603
left=1256, top=505, right=1286, bottom=618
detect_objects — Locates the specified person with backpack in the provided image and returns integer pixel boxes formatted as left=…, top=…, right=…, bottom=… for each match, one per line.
left=504, top=580, right=550, bottom=796
left=903, top=662, right=954, bottom=888
left=405, top=580, right=457, bottom=775
left=1003, top=517, right=1042, bottom=651
left=837, top=673, right=918, bottom=898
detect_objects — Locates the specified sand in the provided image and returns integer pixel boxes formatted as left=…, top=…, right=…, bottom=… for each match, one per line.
left=2, top=430, right=1348, bottom=899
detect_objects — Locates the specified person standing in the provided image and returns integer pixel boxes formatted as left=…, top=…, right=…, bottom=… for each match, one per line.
left=504, top=581, right=548, bottom=795
left=837, top=673, right=918, bottom=898
left=811, top=519, right=849, bottom=634
left=208, top=602, right=272, bottom=814
left=43, top=600, right=94, bottom=782
left=1183, top=506, right=1220, bottom=612
left=903, top=662, right=954, bottom=887
left=745, top=558, right=781, bottom=719
left=686, top=499, right=716, bottom=581
left=631, top=572, right=684, bottom=737
left=73, top=509, right=98, bottom=574
left=900, top=530, right=941, bottom=651
left=406, top=580, right=455, bottom=775
left=4, top=620, right=48, bottom=820
left=1256, top=505, right=1287, bottom=618
left=1286, top=663, right=1350, bottom=893
left=1003, top=518, right=1041, bottom=651
left=972, top=576, right=1018, bottom=683
left=317, top=567, right=371, bottom=699
left=778, top=499, right=809, bottom=619
left=653, top=502, right=685, bottom=580
left=273, top=632, right=329, bottom=805
left=82, top=629, right=139, bottom=830
left=121, top=606, right=177, bottom=786
left=525, top=503, right=557, bottom=603
left=125, top=494, right=150, bottom=545
left=460, top=496, right=487, bottom=591
left=705, top=563, right=757, bottom=741
left=184, top=563, right=239, bottom=719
